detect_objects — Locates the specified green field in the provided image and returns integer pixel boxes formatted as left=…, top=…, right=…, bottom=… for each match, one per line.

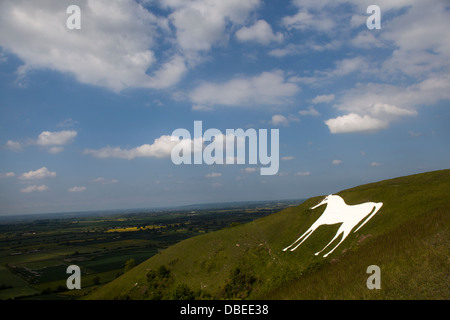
left=85, top=169, right=450, bottom=300
left=0, top=200, right=296, bottom=300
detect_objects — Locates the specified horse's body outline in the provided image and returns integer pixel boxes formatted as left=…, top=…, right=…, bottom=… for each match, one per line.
left=283, top=194, right=383, bottom=257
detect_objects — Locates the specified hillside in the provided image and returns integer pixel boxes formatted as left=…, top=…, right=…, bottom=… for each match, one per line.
left=85, top=169, right=449, bottom=300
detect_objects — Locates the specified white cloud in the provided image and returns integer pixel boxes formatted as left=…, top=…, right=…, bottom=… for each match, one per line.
left=349, top=14, right=367, bottom=29
left=21, top=185, right=48, bottom=193
left=192, top=104, right=213, bottom=111
left=351, top=31, right=384, bottom=49
left=270, top=114, right=300, bottom=127
left=35, top=130, right=77, bottom=153
left=56, top=118, right=78, bottom=128
left=370, top=162, right=382, bottom=167
left=332, top=159, right=342, bottom=165
left=298, top=106, right=320, bottom=117
left=157, top=0, right=261, bottom=68
left=236, top=20, right=283, bottom=45
left=0, top=0, right=184, bottom=92
left=311, top=94, right=335, bottom=104
left=19, top=167, right=56, bottom=180
left=380, top=1, right=450, bottom=78
left=47, top=147, right=64, bottom=154
left=0, top=0, right=267, bottom=91
left=0, top=50, right=7, bottom=63
left=84, top=135, right=179, bottom=160
left=282, top=9, right=335, bottom=32
left=92, top=177, right=119, bottom=185
left=281, top=156, right=295, bottom=161
left=294, top=171, right=310, bottom=176
left=286, top=0, right=404, bottom=37
left=0, top=172, right=15, bottom=178
left=37, top=130, right=77, bottom=146
left=206, top=172, right=222, bottom=178
left=162, top=0, right=261, bottom=52
left=243, top=167, right=258, bottom=173
left=326, top=113, right=388, bottom=134
left=6, top=130, right=77, bottom=153
left=68, top=186, right=87, bottom=192
left=325, top=75, right=450, bottom=134
left=268, top=44, right=300, bottom=58
left=5, top=140, right=22, bottom=151
left=269, top=40, right=340, bottom=57
left=370, top=103, right=417, bottom=118
left=270, top=115, right=289, bottom=127
left=144, top=55, right=187, bottom=89
left=189, top=70, right=300, bottom=108
left=330, top=57, right=369, bottom=77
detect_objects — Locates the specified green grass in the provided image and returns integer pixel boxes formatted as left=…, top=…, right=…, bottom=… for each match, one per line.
left=0, top=265, right=40, bottom=300
left=264, top=206, right=448, bottom=299
left=86, top=169, right=450, bottom=300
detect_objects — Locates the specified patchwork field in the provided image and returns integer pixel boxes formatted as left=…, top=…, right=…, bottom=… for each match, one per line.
left=0, top=200, right=297, bottom=300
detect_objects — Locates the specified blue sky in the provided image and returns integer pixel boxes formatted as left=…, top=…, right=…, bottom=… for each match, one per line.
left=0, top=0, right=449, bottom=215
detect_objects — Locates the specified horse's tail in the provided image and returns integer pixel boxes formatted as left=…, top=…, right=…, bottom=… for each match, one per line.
left=353, top=202, right=383, bottom=233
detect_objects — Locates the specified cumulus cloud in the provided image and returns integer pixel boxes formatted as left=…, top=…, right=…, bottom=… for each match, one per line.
left=92, top=177, right=118, bottom=185
left=5, top=140, right=22, bottom=151
left=380, top=1, right=450, bottom=78
left=311, top=94, right=335, bottom=104
left=19, top=167, right=56, bottom=180
left=21, top=185, right=48, bottom=193
left=282, top=9, right=335, bottom=32
left=284, top=0, right=412, bottom=34
left=144, top=55, right=187, bottom=89
left=270, top=115, right=289, bottom=127
left=189, top=70, right=300, bottom=108
left=37, top=130, right=77, bottom=147
left=325, top=75, right=450, bottom=134
left=0, top=0, right=268, bottom=92
left=206, top=172, right=222, bottom=178
left=68, top=186, right=86, bottom=192
left=83, top=135, right=180, bottom=160
left=236, top=20, right=283, bottom=45
left=332, top=159, right=342, bottom=165
left=162, top=0, right=261, bottom=53
left=298, top=106, right=320, bottom=117
left=269, top=114, right=300, bottom=127
left=330, top=57, right=369, bottom=77
left=326, top=114, right=388, bottom=134
left=351, top=31, right=385, bottom=49
left=5, top=130, right=77, bottom=154
left=56, top=118, right=78, bottom=128
left=0, top=0, right=185, bottom=91
left=0, top=172, right=15, bottom=178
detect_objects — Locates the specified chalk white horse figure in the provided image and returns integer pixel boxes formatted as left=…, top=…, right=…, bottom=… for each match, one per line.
left=283, top=195, right=383, bottom=257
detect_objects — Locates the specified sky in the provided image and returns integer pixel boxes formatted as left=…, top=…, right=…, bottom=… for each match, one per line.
left=0, top=0, right=449, bottom=215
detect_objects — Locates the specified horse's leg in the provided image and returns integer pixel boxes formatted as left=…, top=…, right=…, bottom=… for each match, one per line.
left=289, top=229, right=316, bottom=251
left=322, top=227, right=352, bottom=257
left=314, top=225, right=345, bottom=256
left=283, top=228, right=312, bottom=251
left=353, top=202, right=383, bottom=233
left=283, top=220, right=320, bottom=251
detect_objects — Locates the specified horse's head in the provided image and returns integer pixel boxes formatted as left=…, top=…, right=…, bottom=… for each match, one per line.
left=310, top=194, right=332, bottom=210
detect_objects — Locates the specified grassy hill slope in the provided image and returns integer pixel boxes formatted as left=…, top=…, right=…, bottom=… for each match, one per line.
left=85, top=169, right=449, bottom=300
